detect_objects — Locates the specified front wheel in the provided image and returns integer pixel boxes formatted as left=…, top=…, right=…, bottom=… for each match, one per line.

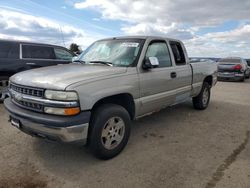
left=88, top=104, right=131, bottom=159
left=192, top=82, right=211, bottom=110
left=0, top=76, right=9, bottom=102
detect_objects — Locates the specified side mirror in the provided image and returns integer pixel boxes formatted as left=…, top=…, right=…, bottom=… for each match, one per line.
left=142, top=57, right=159, bottom=69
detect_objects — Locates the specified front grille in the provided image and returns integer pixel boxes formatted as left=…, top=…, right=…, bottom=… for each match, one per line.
left=10, top=83, right=45, bottom=112
left=10, top=83, right=44, bottom=98
left=13, top=100, right=43, bottom=112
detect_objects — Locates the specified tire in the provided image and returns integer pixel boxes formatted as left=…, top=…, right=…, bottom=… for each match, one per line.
left=192, top=82, right=211, bottom=110
left=88, top=104, right=131, bottom=160
left=0, top=76, right=9, bottom=102
left=240, top=77, right=245, bottom=82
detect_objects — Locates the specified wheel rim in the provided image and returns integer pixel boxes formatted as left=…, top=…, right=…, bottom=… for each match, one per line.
left=101, top=117, right=125, bottom=150
left=202, top=88, right=209, bottom=105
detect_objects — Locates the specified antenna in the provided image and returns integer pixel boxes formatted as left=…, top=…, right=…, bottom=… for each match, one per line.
left=59, top=25, right=66, bottom=47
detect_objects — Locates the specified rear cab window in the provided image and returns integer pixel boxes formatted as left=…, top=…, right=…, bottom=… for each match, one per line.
left=0, top=41, right=19, bottom=59
left=169, top=41, right=186, bottom=66
left=22, top=44, right=56, bottom=59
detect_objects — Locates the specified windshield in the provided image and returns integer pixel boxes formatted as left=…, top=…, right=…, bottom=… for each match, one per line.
left=78, top=39, right=144, bottom=67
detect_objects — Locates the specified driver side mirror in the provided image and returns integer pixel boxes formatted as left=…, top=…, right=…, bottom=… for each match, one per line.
left=142, top=57, right=159, bottom=69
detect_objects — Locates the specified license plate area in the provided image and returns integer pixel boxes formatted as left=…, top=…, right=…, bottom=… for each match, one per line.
left=219, top=72, right=234, bottom=77
left=10, top=117, right=21, bottom=129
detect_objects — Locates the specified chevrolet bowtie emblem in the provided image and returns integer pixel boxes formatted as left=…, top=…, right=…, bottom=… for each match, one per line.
left=11, top=90, right=23, bottom=101
left=14, top=93, right=23, bottom=101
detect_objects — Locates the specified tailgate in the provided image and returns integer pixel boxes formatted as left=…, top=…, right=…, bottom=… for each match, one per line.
left=218, top=63, right=237, bottom=72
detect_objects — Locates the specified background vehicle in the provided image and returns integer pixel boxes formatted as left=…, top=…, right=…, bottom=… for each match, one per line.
left=190, top=57, right=220, bottom=63
left=217, top=57, right=250, bottom=82
left=0, top=40, right=75, bottom=101
left=189, top=58, right=216, bottom=63
left=4, top=36, right=217, bottom=159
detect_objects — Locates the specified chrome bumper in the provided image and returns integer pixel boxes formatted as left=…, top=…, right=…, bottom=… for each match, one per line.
left=17, top=117, right=89, bottom=143
left=4, top=98, right=90, bottom=144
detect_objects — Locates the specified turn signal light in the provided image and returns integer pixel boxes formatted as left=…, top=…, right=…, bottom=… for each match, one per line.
left=44, top=107, right=80, bottom=116
left=64, top=107, right=81, bottom=116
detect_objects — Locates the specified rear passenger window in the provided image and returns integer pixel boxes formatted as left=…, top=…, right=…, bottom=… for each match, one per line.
left=145, top=42, right=172, bottom=68
left=170, top=42, right=186, bottom=65
left=54, top=48, right=74, bottom=60
left=22, top=45, right=55, bottom=59
left=0, top=42, right=19, bottom=59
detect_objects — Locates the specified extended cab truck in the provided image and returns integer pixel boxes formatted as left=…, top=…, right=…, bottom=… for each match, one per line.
left=0, top=40, right=75, bottom=101
left=4, top=36, right=217, bottom=159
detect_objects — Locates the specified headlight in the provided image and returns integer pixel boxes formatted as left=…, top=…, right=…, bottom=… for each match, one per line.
left=45, top=90, right=78, bottom=101
left=44, top=107, right=80, bottom=116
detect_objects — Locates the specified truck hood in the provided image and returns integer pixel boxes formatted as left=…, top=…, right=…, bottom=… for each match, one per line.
left=10, top=64, right=127, bottom=90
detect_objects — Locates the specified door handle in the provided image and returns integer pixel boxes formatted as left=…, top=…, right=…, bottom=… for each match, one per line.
left=171, top=72, right=177, bottom=78
left=26, top=62, right=36, bottom=65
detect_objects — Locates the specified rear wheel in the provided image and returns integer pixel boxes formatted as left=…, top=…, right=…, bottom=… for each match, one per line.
left=240, top=76, right=245, bottom=82
left=192, top=82, right=211, bottom=110
left=0, top=76, right=9, bottom=102
left=88, top=104, right=131, bottom=159
left=245, top=72, right=249, bottom=79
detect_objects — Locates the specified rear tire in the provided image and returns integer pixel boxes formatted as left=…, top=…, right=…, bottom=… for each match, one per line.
left=192, top=82, right=211, bottom=110
left=0, top=76, right=9, bottom=102
left=240, top=77, right=245, bottom=82
left=88, top=104, right=131, bottom=160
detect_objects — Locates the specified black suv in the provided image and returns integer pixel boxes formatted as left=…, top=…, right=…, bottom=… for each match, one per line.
left=0, top=40, right=75, bottom=100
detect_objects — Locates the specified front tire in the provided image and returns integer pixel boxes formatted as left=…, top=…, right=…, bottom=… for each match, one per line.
left=192, top=82, right=211, bottom=110
left=0, top=76, right=9, bottom=102
left=88, top=104, right=131, bottom=159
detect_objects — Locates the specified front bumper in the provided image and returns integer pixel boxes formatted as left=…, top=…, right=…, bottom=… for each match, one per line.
left=4, top=98, right=91, bottom=144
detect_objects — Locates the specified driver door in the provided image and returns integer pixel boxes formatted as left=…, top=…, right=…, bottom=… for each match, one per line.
left=138, top=41, right=177, bottom=116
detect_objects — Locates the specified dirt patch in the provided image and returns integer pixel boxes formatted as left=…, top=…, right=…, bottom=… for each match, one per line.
left=0, top=161, right=48, bottom=188
left=205, top=130, right=250, bottom=188
left=0, top=176, right=47, bottom=188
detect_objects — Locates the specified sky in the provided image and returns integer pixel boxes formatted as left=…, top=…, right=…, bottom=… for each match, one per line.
left=0, top=0, right=250, bottom=58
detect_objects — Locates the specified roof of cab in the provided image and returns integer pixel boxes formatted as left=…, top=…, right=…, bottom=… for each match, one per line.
left=98, top=36, right=182, bottom=42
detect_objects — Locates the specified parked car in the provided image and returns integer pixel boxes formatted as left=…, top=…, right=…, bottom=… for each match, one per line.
left=190, top=57, right=220, bottom=63
left=4, top=36, right=217, bottom=159
left=217, top=57, right=250, bottom=82
left=190, top=58, right=216, bottom=63
left=0, top=40, right=75, bottom=101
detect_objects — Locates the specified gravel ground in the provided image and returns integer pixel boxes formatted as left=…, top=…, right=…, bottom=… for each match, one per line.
left=0, top=80, right=250, bottom=188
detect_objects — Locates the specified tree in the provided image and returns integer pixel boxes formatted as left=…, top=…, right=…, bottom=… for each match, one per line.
left=69, top=43, right=81, bottom=55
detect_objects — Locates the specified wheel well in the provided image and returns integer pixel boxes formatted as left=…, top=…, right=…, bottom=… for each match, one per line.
left=0, top=72, right=15, bottom=78
left=204, top=75, right=213, bottom=86
left=92, top=93, right=135, bottom=120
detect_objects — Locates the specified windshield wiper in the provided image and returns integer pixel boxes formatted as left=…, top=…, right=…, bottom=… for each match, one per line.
left=73, top=60, right=86, bottom=64
left=89, top=61, right=113, bottom=66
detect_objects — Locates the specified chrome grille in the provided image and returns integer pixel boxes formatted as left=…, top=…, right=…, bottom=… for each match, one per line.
left=10, top=83, right=44, bottom=112
left=13, top=100, right=43, bottom=112
left=10, top=83, right=44, bottom=98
